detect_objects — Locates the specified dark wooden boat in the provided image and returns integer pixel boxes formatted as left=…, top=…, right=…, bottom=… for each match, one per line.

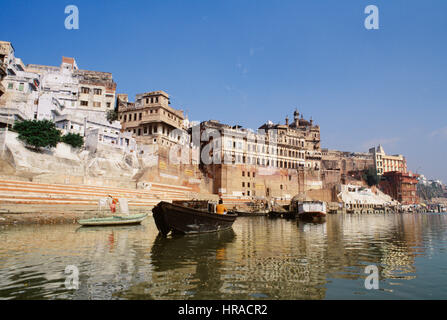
left=267, top=211, right=282, bottom=218
left=281, top=211, right=297, bottom=219
left=152, top=201, right=237, bottom=236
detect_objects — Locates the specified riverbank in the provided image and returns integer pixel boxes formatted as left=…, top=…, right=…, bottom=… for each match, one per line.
left=0, top=204, right=151, bottom=225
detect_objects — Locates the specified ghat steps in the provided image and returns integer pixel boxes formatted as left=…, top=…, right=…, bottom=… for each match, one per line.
left=0, top=179, right=193, bottom=208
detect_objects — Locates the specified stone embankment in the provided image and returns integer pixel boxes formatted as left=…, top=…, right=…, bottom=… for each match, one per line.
left=0, top=179, right=195, bottom=225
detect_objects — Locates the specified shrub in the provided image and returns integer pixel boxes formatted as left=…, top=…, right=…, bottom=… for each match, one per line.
left=13, top=119, right=61, bottom=150
left=61, top=132, right=84, bottom=148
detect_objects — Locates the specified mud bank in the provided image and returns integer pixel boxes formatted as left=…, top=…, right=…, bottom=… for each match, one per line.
left=0, top=204, right=152, bottom=226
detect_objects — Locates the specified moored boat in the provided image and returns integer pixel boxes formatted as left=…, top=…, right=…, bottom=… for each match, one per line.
left=78, top=213, right=148, bottom=226
left=297, top=201, right=327, bottom=221
left=152, top=200, right=237, bottom=236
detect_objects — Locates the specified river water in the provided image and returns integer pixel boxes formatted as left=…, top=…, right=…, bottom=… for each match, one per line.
left=0, top=213, right=446, bottom=300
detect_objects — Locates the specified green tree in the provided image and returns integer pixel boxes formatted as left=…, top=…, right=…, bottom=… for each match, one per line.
left=61, top=132, right=84, bottom=148
left=13, top=119, right=61, bottom=150
left=363, top=166, right=380, bottom=186
left=106, top=109, right=118, bottom=123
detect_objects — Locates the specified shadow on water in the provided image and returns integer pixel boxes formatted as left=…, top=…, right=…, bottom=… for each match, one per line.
left=75, top=224, right=146, bottom=233
left=150, top=229, right=236, bottom=272
left=114, top=229, right=236, bottom=299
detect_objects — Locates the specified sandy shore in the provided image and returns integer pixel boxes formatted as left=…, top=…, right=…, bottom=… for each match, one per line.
left=0, top=204, right=152, bottom=225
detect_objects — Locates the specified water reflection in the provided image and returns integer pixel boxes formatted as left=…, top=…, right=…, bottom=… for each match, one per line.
left=0, top=213, right=446, bottom=299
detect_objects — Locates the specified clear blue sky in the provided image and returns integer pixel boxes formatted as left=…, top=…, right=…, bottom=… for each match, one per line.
left=1, top=0, right=446, bottom=182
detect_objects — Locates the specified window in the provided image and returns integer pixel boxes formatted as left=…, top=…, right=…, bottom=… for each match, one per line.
left=93, top=101, right=101, bottom=107
left=8, top=83, right=13, bottom=89
left=94, top=88, right=102, bottom=95
left=242, top=182, right=245, bottom=187
left=81, top=87, right=90, bottom=94
left=19, top=83, right=24, bottom=91
left=242, top=171, right=245, bottom=177
left=107, top=102, right=111, bottom=108
left=123, top=115, right=127, bottom=122
left=139, top=113, right=142, bottom=120
left=80, top=101, right=88, bottom=106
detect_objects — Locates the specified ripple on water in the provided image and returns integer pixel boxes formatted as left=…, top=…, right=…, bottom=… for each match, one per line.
left=1, top=214, right=447, bottom=299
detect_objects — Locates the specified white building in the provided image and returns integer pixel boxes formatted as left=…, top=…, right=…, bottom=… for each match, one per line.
left=0, top=41, right=41, bottom=127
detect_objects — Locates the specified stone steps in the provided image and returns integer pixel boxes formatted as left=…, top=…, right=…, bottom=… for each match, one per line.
left=0, top=179, right=192, bottom=209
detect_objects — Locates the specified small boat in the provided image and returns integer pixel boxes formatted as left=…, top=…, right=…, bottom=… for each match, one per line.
left=297, top=201, right=327, bottom=221
left=78, top=213, right=148, bottom=227
left=152, top=200, right=237, bottom=236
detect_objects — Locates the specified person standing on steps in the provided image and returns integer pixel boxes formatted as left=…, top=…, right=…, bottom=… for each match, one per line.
left=108, top=195, right=119, bottom=214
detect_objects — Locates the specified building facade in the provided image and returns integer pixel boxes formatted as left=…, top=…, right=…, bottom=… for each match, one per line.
left=198, top=110, right=322, bottom=199
left=369, top=145, right=407, bottom=176
left=379, top=171, right=419, bottom=205
left=321, top=149, right=375, bottom=188
left=0, top=41, right=41, bottom=127
left=27, top=56, right=117, bottom=120
left=117, top=90, right=190, bottom=148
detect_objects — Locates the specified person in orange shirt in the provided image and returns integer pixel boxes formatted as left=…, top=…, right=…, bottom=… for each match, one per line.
left=108, top=195, right=119, bottom=213
left=216, top=199, right=227, bottom=215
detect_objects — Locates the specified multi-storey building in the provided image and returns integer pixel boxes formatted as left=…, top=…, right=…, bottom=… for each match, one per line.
left=27, top=56, right=117, bottom=120
left=321, top=149, right=375, bottom=188
left=74, top=67, right=116, bottom=115
left=379, top=171, right=419, bottom=205
left=0, top=41, right=41, bottom=127
left=117, top=90, right=189, bottom=147
left=369, top=145, right=407, bottom=176
left=198, top=110, right=322, bottom=199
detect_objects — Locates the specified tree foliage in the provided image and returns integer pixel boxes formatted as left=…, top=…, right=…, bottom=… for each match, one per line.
left=363, top=166, right=380, bottom=187
left=61, top=132, right=84, bottom=148
left=106, top=109, right=118, bottom=123
left=13, top=120, right=61, bottom=150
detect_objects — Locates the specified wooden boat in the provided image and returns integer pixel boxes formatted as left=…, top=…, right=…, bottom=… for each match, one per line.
left=78, top=213, right=148, bottom=226
left=267, top=211, right=283, bottom=218
left=297, top=201, right=327, bottom=221
left=152, top=201, right=237, bottom=236
left=281, top=211, right=297, bottom=219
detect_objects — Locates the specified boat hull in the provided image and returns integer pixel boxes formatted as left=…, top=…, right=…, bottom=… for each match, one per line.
left=152, top=201, right=237, bottom=236
left=78, top=213, right=148, bottom=226
left=298, top=211, right=326, bottom=221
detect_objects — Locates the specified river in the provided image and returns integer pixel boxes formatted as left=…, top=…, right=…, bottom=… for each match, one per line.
left=0, top=213, right=446, bottom=300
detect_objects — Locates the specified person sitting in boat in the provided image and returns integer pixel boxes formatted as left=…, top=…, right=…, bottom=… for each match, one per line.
left=216, top=199, right=227, bottom=215
left=108, top=195, right=119, bottom=213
